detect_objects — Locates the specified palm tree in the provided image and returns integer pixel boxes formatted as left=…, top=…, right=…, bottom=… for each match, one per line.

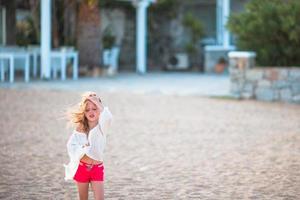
left=2, top=0, right=16, bottom=45
left=77, top=0, right=102, bottom=72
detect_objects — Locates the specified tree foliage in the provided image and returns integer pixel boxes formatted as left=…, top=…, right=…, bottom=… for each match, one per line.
left=227, top=0, right=300, bottom=66
left=182, top=12, right=204, bottom=54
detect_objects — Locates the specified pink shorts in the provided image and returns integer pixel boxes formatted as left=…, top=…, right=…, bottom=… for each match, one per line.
left=73, top=161, right=104, bottom=183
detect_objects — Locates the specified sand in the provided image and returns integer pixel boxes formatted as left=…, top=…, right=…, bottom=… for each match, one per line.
left=0, top=88, right=299, bottom=199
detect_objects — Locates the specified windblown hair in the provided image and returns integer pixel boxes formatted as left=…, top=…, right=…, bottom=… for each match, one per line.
left=67, top=91, right=98, bottom=134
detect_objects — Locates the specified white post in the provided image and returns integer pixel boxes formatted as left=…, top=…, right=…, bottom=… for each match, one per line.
left=41, top=0, right=51, bottom=79
left=216, top=0, right=230, bottom=47
left=135, top=0, right=151, bottom=74
left=216, top=0, right=222, bottom=45
left=223, top=0, right=230, bottom=47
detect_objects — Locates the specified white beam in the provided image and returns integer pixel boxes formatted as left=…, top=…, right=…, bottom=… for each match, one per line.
left=133, top=0, right=154, bottom=74
left=216, top=0, right=222, bottom=45
left=41, top=0, right=51, bottom=79
left=216, top=0, right=231, bottom=47
left=136, top=1, right=147, bottom=74
left=223, top=0, right=230, bottom=47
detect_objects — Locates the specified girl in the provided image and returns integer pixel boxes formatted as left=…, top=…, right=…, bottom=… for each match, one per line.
left=64, top=92, right=113, bottom=200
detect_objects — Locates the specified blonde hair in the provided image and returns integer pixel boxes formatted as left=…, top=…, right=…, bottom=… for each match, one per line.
left=67, top=91, right=100, bottom=133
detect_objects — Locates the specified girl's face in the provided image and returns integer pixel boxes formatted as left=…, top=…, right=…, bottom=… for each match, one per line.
left=84, top=100, right=100, bottom=122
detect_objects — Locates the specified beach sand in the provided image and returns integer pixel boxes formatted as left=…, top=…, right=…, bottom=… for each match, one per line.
left=0, top=88, right=299, bottom=199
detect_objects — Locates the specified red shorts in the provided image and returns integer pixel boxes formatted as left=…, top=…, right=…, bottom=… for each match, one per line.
left=73, top=161, right=104, bottom=183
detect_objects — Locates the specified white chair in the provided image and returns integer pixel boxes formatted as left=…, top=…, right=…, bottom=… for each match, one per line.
left=103, top=46, right=120, bottom=75
left=50, top=47, right=78, bottom=80
left=27, top=45, right=40, bottom=78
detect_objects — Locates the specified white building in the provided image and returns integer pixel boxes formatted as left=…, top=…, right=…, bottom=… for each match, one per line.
left=0, top=0, right=251, bottom=77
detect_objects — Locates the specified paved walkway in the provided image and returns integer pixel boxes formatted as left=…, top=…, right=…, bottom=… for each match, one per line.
left=0, top=72, right=231, bottom=97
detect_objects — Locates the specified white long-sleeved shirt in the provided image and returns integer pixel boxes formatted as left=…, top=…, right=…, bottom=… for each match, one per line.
left=64, top=107, right=113, bottom=181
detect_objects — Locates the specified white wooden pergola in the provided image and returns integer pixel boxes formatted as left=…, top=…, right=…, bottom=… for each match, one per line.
left=40, top=0, right=231, bottom=77
left=132, top=0, right=156, bottom=74
left=120, top=0, right=156, bottom=74
left=40, top=0, right=155, bottom=78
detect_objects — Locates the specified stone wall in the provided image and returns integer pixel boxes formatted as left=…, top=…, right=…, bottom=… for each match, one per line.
left=229, top=53, right=300, bottom=103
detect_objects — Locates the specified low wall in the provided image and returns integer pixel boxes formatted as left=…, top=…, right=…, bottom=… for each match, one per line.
left=229, top=53, right=300, bottom=103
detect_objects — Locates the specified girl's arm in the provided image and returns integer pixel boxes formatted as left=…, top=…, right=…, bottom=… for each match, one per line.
left=66, top=132, right=89, bottom=161
left=86, top=96, right=113, bottom=135
left=99, top=107, right=113, bottom=135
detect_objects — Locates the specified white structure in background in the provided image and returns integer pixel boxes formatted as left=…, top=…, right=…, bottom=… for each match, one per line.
left=101, top=9, right=125, bottom=75
left=204, top=0, right=235, bottom=73
left=41, top=0, right=154, bottom=78
left=41, top=0, right=51, bottom=79
left=41, top=0, right=78, bottom=81
left=132, top=0, right=156, bottom=74
left=216, top=0, right=231, bottom=48
left=0, top=1, right=78, bottom=82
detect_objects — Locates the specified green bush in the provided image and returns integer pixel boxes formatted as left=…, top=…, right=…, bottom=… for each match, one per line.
left=16, top=16, right=39, bottom=46
left=102, top=28, right=116, bottom=49
left=182, top=12, right=204, bottom=54
left=227, top=0, right=300, bottom=66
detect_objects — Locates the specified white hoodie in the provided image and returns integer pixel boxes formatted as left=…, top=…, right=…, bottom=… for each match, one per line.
left=64, top=107, right=113, bottom=181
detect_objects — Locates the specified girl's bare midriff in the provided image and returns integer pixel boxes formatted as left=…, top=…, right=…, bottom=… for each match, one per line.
left=80, top=154, right=103, bottom=165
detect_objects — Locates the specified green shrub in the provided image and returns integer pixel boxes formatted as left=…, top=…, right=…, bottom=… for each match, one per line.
left=227, top=0, right=300, bottom=66
left=16, top=16, right=39, bottom=46
left=102, top=28, right=116, bottom=49
left=182, top=12, right=204, bottom=54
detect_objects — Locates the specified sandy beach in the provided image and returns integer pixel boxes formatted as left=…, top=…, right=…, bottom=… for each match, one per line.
left=0, top=88, right=299, bottom=199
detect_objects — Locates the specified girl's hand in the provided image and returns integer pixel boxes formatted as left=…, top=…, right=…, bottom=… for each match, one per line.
left=82, top=143, right=90, bottom=148
left=87, top=96, right=104, bottom=112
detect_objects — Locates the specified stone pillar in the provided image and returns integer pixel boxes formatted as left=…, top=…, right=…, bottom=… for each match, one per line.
left=228, top=51, right=256, bottom=98
left=41, top=0, right=51, bottom=79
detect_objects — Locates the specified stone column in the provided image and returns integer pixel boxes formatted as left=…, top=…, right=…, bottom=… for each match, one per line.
left=228, top=51, right=256, bottom=98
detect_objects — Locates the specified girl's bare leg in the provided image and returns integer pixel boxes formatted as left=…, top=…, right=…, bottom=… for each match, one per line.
left=91, top=181, right=104, bottom=200
left=76, top=182, right=89, bottom=200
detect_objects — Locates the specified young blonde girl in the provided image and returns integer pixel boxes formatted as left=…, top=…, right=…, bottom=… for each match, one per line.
left=64, top=91, right=113, bottom=200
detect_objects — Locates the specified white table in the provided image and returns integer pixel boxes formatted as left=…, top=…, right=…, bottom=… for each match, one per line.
left=50, top=50, right=78, bottom=80
left=27, top=46, right=40, bottom=78
left=0, top=47, right=79, bottom=82
left=0, top=52, right=30, bottom=83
